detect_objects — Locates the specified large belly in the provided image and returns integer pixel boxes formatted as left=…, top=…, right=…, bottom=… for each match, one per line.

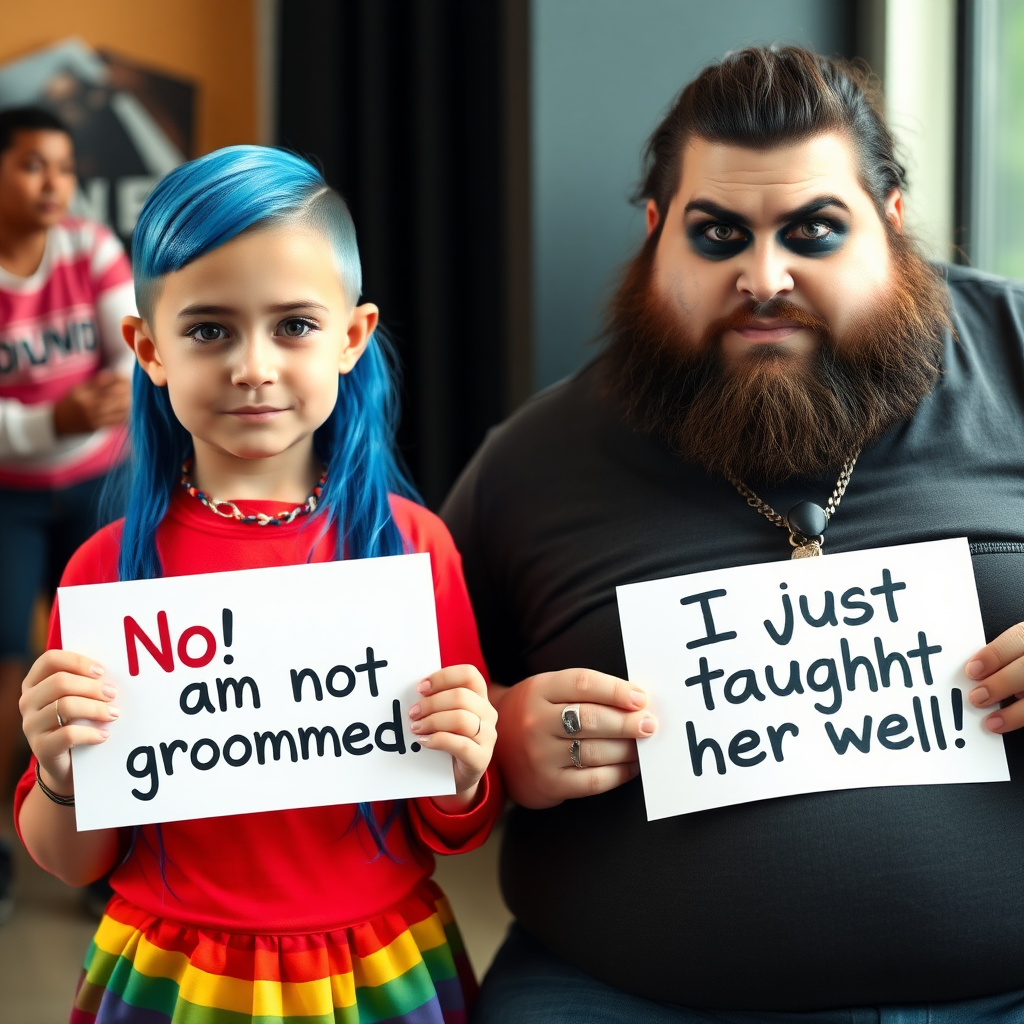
left=500, top=735, right=1024, bottom=1009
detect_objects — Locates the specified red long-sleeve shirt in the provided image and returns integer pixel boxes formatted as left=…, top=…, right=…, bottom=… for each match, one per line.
left=15, top=490, right=502, bottom=932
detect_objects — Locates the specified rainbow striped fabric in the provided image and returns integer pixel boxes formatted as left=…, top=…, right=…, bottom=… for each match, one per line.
left=69, top=881, right=476, bottom=1023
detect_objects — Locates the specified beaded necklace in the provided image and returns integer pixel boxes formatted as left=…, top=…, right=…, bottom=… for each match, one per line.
left=179, top=458, right=327, bottom=526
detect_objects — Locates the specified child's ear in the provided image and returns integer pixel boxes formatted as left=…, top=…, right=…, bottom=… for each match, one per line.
left=122, top=316, right=167, bottom=386
left=340, top=302, right=379, bottom=375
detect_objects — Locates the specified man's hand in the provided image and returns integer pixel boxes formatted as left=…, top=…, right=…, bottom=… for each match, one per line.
left=53, top=370, right=131, bottom=436
left=967, top=623, right=1024, bottom=732
left=492, top=669, right=656, bottom=808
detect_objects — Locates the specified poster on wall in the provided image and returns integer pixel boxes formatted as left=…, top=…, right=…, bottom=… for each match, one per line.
left=0, top=37, right=195, bottom=244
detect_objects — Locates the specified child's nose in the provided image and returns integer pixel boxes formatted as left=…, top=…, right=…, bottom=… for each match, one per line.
left=231, top=337, right=278, bottom=388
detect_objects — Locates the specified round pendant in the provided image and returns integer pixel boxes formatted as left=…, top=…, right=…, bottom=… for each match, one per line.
left=787, top=500, right=828, bottom=538
left=791, top=540, right=822, bottom=559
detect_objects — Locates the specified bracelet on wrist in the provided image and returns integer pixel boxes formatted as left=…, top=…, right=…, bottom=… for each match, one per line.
left=35, top=761, right=75, bottom=807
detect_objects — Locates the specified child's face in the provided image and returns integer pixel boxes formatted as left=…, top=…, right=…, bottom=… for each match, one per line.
left=125, top=224, right=376, bottom=482
left=0, top=129, right=76, bottom=231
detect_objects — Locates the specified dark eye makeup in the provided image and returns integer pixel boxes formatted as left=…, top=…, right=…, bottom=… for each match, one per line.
left=780, top=219, right=847, bottom=256
left=687, top=221, right=750, bottom=259
left=685, top=216, right=847, bottom=260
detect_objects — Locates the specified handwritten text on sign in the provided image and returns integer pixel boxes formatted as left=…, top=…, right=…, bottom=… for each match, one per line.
left=59, top=554, right=455, bottom=831
left=616, top=539, right=1009, bottom=820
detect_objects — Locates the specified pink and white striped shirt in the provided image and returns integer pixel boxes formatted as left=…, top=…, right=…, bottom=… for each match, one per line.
left=0, top=216, right=135, bottom=489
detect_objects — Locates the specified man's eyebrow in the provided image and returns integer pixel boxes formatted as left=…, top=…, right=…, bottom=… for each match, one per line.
left=683, top=200, right=751, bottom=227
left=778, top=196, right=851, bottom=222
left=682, top=195, right=851, bottom=227
left=175, top=301, right=330, bottom=320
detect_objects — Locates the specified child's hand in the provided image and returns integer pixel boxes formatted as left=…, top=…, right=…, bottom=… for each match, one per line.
left=19, top=650, right=119, bottom=795
left=408, top=665, right=497, bottom=809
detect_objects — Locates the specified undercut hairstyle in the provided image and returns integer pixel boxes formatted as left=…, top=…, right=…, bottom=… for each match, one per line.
left=133, top=146, right=361, bottom=319
left=0, top=106, right=71, bottom=156
left=637, top=46, right=906, bottom=228
left=126, top=147, right=417, bottom=585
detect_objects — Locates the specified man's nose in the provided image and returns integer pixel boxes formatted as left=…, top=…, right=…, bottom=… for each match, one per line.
left=231, top=336, right=278, bottom=388
left=735, top=241, right=795, bottom=303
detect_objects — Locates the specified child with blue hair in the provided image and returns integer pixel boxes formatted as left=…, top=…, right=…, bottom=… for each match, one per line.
left=13, top=146, right=501, bottom=1024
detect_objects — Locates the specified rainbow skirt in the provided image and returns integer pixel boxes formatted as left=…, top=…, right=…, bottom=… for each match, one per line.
left=69, top=881, right=476, bottom=1023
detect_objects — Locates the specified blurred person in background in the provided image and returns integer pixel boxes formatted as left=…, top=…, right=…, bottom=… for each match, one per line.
left=0, top=106, right=133, bottom=921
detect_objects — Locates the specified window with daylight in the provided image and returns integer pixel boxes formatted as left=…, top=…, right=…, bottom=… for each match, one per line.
left=960, top=0, right=1024, bottom=279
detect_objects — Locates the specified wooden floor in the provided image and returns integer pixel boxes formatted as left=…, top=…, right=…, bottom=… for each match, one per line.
left=0, top=806, right=511, bottom=1022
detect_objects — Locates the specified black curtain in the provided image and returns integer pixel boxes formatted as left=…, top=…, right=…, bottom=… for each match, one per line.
left=277, top=0, right=509, bottom=509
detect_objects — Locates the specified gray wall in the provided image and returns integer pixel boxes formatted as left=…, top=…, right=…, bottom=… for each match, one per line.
left=531, top=0, right=852, bottom=390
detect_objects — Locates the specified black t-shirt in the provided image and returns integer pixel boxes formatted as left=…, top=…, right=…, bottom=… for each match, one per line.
left=441, top=264, right=1024, bottom=1010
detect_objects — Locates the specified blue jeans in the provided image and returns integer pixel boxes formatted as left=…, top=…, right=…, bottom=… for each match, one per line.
left=0, top=475, right=111, bottom=658
left=473, top=925, right=1024, bottom=1024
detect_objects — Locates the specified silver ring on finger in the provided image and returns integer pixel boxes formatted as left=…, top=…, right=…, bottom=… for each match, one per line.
left=473, top=714, right=482, bottom=738
left=561, top=703, right=582, bottom=736
left=569, top=738, right=583, bottom=769
left=55, top=698, right=65, bottom=729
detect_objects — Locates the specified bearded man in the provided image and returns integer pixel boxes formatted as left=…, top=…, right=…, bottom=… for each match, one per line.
left=442, top=46, right=1024, bottom=1023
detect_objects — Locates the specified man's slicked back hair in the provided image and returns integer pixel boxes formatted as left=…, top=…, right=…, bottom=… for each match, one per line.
left=637, top=46, right=906, bottom=228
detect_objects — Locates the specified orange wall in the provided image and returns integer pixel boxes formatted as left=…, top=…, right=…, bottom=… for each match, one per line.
left=0, top=0, right=259, bottom=154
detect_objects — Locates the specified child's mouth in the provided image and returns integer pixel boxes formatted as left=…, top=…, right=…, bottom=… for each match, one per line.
left=228, top=406, right=287, bottom=421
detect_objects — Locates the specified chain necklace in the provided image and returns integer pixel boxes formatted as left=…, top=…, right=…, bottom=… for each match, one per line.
left=179, top=458, right=326, bottom=526
left=726, top=450, right=859, bottom=559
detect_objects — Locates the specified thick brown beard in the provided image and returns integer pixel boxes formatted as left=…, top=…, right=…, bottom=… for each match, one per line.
left=600, top=230, right=952, bottom=483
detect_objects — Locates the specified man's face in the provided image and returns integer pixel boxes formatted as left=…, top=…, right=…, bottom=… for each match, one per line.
left=648, top=132, right=902, bottom=365
left=0, top=129, right=76, bottom=232
left=602, top=131, right=950, bottom=483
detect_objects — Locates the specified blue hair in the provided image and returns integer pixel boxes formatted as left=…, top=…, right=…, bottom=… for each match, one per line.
left=121, top=146, right=418, bottom=855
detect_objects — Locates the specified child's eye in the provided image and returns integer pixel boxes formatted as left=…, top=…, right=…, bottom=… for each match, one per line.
left=187, top=323, right=228, bottom=343
left=278, top=317, right=317, bottom=339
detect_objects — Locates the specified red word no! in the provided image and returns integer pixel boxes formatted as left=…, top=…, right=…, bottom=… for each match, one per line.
left=124, top=611, right=217, bottom=676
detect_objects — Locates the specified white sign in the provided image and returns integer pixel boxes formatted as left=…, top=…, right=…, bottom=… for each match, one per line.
left=616, top=539, right=1009, bottom=821
left=59, top=554, right=455, bottom=830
